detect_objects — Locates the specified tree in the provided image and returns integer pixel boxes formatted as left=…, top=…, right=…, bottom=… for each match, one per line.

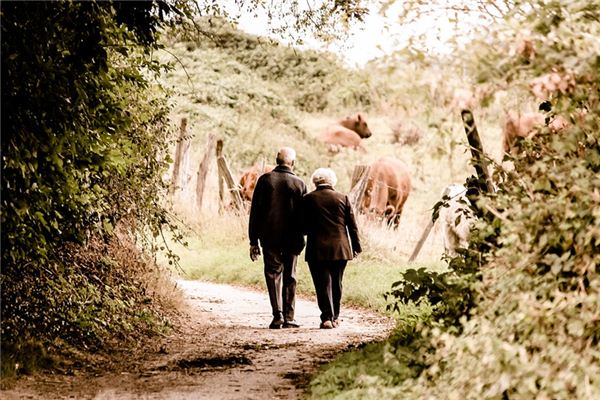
left=1, top=0, right=185, bottom=363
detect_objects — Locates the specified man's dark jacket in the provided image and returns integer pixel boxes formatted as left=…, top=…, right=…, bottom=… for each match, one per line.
left=301, top=185, right=362, bottom=262
left=249, top=165, right=307, bottom=254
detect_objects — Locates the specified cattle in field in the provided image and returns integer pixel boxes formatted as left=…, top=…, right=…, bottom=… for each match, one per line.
left=438, top=184, right=475, bottom=257
left=530, top=71, right=575, bottom=100
left=239, top=163, right=274, bottom=201
left=502, top=111, right=569, bottom=154
left=319, top=113, right=372, bottom=152
left=361, top=157, right=411, bottom=228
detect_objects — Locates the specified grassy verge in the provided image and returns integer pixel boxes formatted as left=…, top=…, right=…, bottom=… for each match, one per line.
left=163, top=212, right=444, bottom=313
left=306, top=312, right=432, bottom=400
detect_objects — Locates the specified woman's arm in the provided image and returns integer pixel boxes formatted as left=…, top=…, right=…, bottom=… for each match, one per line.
left=344, top=195, right=362, bottom=254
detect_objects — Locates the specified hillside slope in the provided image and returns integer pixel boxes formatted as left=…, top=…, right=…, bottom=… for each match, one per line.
left=159, top=18, right=378, bottom=179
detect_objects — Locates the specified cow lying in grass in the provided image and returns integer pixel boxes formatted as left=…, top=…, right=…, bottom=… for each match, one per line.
left=319, top=113, right=372, bottom=152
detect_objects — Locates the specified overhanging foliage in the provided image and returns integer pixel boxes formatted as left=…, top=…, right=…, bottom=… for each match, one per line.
left=1, top=1, right=184, bottom=374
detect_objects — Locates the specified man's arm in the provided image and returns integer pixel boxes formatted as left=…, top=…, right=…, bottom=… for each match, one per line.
left=248, top=176, right=266, bottom=247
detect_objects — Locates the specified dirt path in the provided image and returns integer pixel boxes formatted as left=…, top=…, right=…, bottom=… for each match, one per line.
left=3, top=280, right=393, bottom=399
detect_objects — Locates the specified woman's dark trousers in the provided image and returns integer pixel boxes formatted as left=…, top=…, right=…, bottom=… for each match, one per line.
left=308, top=260, right=347, bottom=322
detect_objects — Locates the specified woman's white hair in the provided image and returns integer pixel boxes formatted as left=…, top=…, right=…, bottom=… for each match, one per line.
left=311, top=167, right=337, bottom=187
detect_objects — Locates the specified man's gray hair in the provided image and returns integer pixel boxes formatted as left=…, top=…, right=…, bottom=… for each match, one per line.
left=276, top=147, right=296, bottom=166
left=311, top=167, right=337, bottom=187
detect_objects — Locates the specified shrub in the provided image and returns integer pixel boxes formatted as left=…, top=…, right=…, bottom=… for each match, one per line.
left=1, top=1, right=186, bottom=376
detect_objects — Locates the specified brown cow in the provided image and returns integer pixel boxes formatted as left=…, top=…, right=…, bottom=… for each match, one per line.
left=502, top=111, right=569, bottom=153
left=361, top=157, right=412, bottom=228
left=239, top=163, right=274, bottom=201
left=319, top=113, right=372, bottom=152
left=530, top=70, right=575, bottom=100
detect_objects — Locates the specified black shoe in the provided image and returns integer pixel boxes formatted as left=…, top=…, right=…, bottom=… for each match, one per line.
left=332, top=319, right=340, bottom=328
left=283, top=320, right=300, bottom=328
left=319, top=320, right=334, bottom=329
left=269, top=316, right=284, bottom=329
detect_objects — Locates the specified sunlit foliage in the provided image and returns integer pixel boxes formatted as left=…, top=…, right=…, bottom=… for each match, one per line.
left=310, top=2, right=600, bottom=399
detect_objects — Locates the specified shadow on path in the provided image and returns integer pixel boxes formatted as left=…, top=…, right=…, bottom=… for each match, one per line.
left=2, top=280, right=394, bottom=399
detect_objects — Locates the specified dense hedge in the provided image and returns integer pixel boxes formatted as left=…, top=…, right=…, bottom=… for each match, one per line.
left=1, top=1, right=184, bottom=375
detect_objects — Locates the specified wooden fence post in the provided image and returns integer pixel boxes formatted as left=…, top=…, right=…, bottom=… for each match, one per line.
left=215, top=139, right=243, bottom=211
left=217, top=157, right=244, bottom=211
left=170, top=118, right=191, bottom=196
left=408, top=110, right=493, bottom=262
left=460, top=109, right=494, bottom=194
left=348, top=165, right=370, bottom=212
left=195, top=133, right=216, bottom=211
left=216, top=139, right=225, bottom=211
left=408, top=186, right=451, bottom=263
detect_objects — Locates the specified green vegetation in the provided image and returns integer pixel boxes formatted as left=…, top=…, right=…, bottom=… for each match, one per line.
left=159, top=16, right=385, bottom=185
left=305, top=2, right=600, bottom=399
left=3, top=2, right=597, bottom=399
left=163, top=213, right=443, bottom=313
left=1, top=1, right=191, bottom=378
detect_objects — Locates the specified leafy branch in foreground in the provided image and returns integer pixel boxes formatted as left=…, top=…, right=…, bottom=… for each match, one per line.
left=389, top=3, right=600, bottom=399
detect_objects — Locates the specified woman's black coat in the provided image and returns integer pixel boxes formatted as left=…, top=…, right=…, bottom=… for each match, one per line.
left=301, top=185, right=362, bottom=262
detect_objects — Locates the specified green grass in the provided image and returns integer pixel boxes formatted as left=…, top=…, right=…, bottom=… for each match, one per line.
left=162, top=212, right=444, bottom=313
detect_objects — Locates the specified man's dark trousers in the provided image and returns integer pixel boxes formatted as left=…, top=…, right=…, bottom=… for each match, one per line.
left=263, top=248, right=297, bottom=321
left=308, top=260, right=347, bottom=322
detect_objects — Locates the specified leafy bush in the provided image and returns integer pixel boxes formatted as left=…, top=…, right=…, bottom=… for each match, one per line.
left=1, top=1, right=186, bottom=376
left=383, top=3, right=600, bottom=399
left=168, top=17, right=376, bottom=113
left=396, top=119, right=600, bottom=399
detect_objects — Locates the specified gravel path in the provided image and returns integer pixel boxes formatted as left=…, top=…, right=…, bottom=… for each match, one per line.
left=2, top=280, right=393, bottom=399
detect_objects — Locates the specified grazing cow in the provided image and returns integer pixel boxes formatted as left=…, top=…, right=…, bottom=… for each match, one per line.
left=438, top=184, right=475, bottom=256
left=319, top=113, right=372, bottom=152
left=239, top=163, right=274, bottom=201
left=502, top=111, right=569, bottom=153
left=361, top=157, right=411, bottom=228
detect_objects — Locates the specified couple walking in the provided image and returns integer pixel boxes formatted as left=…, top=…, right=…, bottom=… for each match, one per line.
left=248, top=147, right=362, bottom=329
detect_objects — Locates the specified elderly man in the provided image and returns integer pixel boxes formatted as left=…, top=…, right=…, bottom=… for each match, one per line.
left=302, top=168, right=362, bottom=329
left=248, top=147, right=307, bottom=329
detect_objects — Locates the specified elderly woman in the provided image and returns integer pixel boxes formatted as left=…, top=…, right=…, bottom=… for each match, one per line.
left=302, top=168, right=362, bottom=329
